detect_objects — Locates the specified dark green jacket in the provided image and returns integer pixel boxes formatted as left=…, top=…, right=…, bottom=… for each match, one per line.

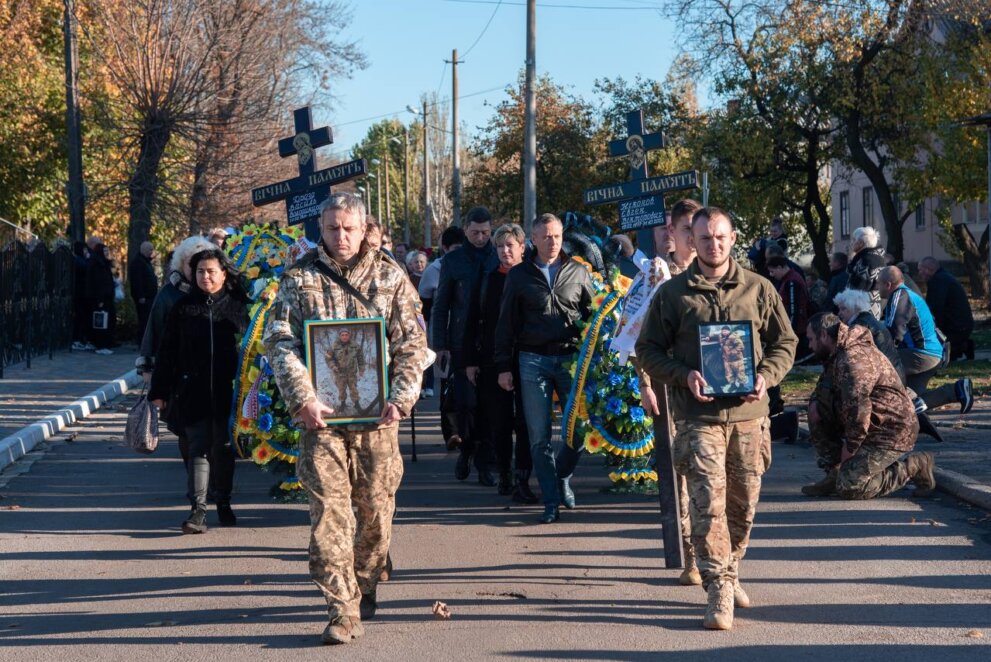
left=635, top=258, right=797, bottom=423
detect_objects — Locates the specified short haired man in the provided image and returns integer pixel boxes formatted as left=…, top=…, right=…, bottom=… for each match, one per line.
left=263, top=192, right=428, bottom=645
left=431, top=206, right=500, bottom=484
left=802, top=312, right=935, bottom=501
left=495, top=213, right=594, bottom=523
left=877, top=267, right=973, bottom=413
left=636, top=207, right=797, bottom=630
left=746, top=217, right=788, bottom=277
left=917, top=256, right=975, bottom=361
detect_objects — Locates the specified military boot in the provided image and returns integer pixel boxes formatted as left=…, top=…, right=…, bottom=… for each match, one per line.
left=360, top=591, right=377, bottom=620
left=734, top=581, right=751, bottom=608
left=905, top=451, right=936, bottom=497
left=181, top=507, right=208, bottom=534
left=321, top=616, right=364, bottom=645
left=801, top=468, right=838, bottom=497
left=379, top=553, right=393, bottom=582
left=679, top=548, right=702, bottom=586
left=703, top=579, right=735, bottom=630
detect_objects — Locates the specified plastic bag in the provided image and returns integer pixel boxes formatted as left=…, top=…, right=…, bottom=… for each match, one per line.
left=125, top=393, right=159, bottom=454
left=114, top=281, right=125, bottom=302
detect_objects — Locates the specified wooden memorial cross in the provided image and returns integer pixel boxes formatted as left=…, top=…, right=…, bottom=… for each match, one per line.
left=252, top=106, right=368, bottom=242
left=583, top=108, right=699, bottom=570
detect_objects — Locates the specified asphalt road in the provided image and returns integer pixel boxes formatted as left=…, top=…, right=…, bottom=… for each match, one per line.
left=1, top=391, right=989, bottom=661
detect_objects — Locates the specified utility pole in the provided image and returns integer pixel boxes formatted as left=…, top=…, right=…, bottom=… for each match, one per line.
left=63, top=0, right=85, bottom=243
left=523, top=0, right=537, bottom=232
left=384, top=146, right=392, bottom=233
left=447, top=48, right=464, bottom=226
left=375, top=167, right=382, bottom=221
left=402, top=128, right=410, bottom=244
left=422, top=100, right=431, bottom=248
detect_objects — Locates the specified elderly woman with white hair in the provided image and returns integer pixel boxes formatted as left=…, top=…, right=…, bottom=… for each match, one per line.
left=846, top=226, right=887, bottom=318
left=834, top=288, right=904, bottom=381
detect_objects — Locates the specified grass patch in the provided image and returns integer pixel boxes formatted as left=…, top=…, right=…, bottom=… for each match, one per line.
left=972, top=327, right=991, bottom=351
left=780, top=359, right=991, bottom=403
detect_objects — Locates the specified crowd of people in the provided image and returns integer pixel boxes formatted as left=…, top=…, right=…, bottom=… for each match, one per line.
left=79, top=191, right=980, bottom=643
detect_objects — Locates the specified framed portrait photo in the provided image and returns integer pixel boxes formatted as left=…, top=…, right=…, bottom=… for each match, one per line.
left=304, top=318, right=388, bottom=425
left=697, top=322, right=757, bottom=397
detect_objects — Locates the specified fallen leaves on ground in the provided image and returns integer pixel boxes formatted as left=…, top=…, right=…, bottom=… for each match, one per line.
left=432, top=601, right=451, bottom=620
left=965, top=630, right=983, bottom=638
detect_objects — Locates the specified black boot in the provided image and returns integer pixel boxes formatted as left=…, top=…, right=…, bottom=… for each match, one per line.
left=217, top=503, right=237, bottom=526
left=455, top=448, right=473, bottom=481
left=182, top=508, right=208, bottom=534
left=512, top=470, right=539, bottom=504
left=497, top=471, right=513, bottom=495
left=478, top=469, right=496, bottom=487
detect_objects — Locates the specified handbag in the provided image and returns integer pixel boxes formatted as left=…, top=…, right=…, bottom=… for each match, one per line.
left=125, top=391, right=160, bottom=454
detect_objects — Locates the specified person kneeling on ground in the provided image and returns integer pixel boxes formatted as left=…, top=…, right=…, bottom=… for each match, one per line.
left=802, top=312, right=936, bottom=500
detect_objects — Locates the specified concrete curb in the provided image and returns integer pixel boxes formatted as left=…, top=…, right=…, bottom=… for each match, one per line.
left=934, top=467, right=991, bottom=512
left=0, top=369, right=142, bottom=472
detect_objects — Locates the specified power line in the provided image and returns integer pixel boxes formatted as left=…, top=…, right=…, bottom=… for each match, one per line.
left=460, top=0, right=503, bottom=58
left=444, top=0, right=664, bottom=9
left=332, top=84, right=510, bottom=128
left=435, top=61, right=448, bottom=96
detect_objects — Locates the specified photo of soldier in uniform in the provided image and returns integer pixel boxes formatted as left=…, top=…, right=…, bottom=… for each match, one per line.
left=698, top=322, right=756, bottom=396
left=304, top=318, right=388, bottom=424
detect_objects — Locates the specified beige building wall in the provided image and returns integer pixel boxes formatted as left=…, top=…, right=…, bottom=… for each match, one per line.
left=831, top=165, right=988, bottom=264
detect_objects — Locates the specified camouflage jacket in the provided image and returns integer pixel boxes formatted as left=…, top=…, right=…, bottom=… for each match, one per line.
left=821, top=323, right=917, bottom=456
left=263, top=244, right=428, bottom=420
left=720, top=334, right=745, bottom=363
left=326, top=338, right=362, bottom=376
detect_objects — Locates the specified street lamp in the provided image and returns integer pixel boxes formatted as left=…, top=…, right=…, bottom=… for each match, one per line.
left=408, top=103, right=431, bottom=249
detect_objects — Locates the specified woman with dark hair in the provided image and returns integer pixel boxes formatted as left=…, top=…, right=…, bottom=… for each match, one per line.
left=86, top=243, right=117, bottom=353
left=149, top=248, right=249, bottom=534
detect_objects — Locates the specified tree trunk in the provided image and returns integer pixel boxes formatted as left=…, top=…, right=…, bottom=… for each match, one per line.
left=127, top=124, right=172, bottom=265
left=802, top=138, right=832, bottom=279
left=844, top=115, right=904, bottom=261
left=950, top=224, right=990, bottom=304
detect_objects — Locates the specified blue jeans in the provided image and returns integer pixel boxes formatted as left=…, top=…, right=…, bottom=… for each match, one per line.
left=518, top=351, right=583, bottom=507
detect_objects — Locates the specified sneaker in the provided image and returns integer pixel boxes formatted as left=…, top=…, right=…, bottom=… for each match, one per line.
left=359, top=592, right=377, bottom=620
left=420, top=388, right=434, bottom=399
left=956, top=378, right=974, bottom=414
left=94, top=348, right=114, bottom=355
left=558, top=478, right=576, bottom=509
left=734, top=581, right=752, bottom=608
left=181, top=508, right=208, bottom=534
left=321, top=615, right=364, bottom=645
left=913, top=396, right=928, bottom=414
left=703, top=579, right=734, bottom=630
left=71, top=341, right=88, bottom=351
left=217, top=503, right=237, bottom=527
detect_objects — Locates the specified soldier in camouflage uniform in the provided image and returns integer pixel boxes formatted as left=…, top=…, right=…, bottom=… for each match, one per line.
left=637, top=207, right=797, bottom=631
left=325, top=329, right=362, bottom=409
left=802, top=312, right=935, bottom=500
left=719, top=327, right=747, bottom=390
left=263, top=193, right=428, bottom=646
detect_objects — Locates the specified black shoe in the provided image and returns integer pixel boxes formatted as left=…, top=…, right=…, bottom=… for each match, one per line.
left=217, top=503, right=237, bottom=526
left=181, top=508, right=208, bottom=534
left=957, top=378, right=974, bottom=414
left=559, top=478, right=576, bottom=509
left=917, top=412, right=944, bottom=442
left=513, top=480, right=540, bottom=504
left=478, top=469, right=496, bottom=487
left=965, top=339, right=975, bottom=361
left=359, top=592, right=377, bottom=620
left=497, top=471, right=513, bottom=495
left=455, top=450, right=472, bottom=481
left=538, top=505, right=560, bottom=524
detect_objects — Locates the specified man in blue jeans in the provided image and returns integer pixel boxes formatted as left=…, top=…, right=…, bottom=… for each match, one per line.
left=494, top=213, right=595, bottom=523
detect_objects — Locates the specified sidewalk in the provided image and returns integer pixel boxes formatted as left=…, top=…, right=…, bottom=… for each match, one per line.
left=0, top=346, right=142, bottom=469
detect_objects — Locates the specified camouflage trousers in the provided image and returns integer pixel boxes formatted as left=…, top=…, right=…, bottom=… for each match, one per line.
left=724, top=359, right=747, bottom=386
left=808, top=379, right=841, bottom=468
left=673, top=417, right=771, bottom=588
left=836, top=447, right=913, bottom=500
left=677, top=472, right=694, bottom=563
left=296, top=423, right=404, bottom=619
left=335, top=377, right=360, bottom=408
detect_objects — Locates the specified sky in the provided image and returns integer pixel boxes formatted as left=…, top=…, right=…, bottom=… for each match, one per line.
left=316, top=0, right=690, bottom=161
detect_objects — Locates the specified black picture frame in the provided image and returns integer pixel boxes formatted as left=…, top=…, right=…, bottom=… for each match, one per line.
left=697, top=321, right=756, bottom=397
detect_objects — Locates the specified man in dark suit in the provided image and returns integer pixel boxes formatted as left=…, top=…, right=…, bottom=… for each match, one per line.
left=917, top=257, right=975, bottom=360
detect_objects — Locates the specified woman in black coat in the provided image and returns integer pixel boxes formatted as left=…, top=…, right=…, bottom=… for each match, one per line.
left=86, top=243, right=117, bottom=351
left=149, top=248, right=249, bottom=534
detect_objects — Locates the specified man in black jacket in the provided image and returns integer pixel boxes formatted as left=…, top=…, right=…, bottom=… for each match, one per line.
left=495, top=213, right=595, bottom=523
left=129, top=241, right=158, bottom=343
left=918, top=257, right=975, bottom=360
left=825, top=252, right=849, bottom=312
left=431, top=207, right=500, bottom=485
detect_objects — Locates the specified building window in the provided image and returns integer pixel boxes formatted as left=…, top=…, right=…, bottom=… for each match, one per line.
left=862, top=186, right=874, bottom=227
left=915, top=204, right=925, bottom=229
left=840, top=191, right=850, bottom=238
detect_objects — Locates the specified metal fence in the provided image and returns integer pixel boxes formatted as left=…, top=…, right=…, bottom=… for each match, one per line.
left=0, top=240, right=75, bottom=378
